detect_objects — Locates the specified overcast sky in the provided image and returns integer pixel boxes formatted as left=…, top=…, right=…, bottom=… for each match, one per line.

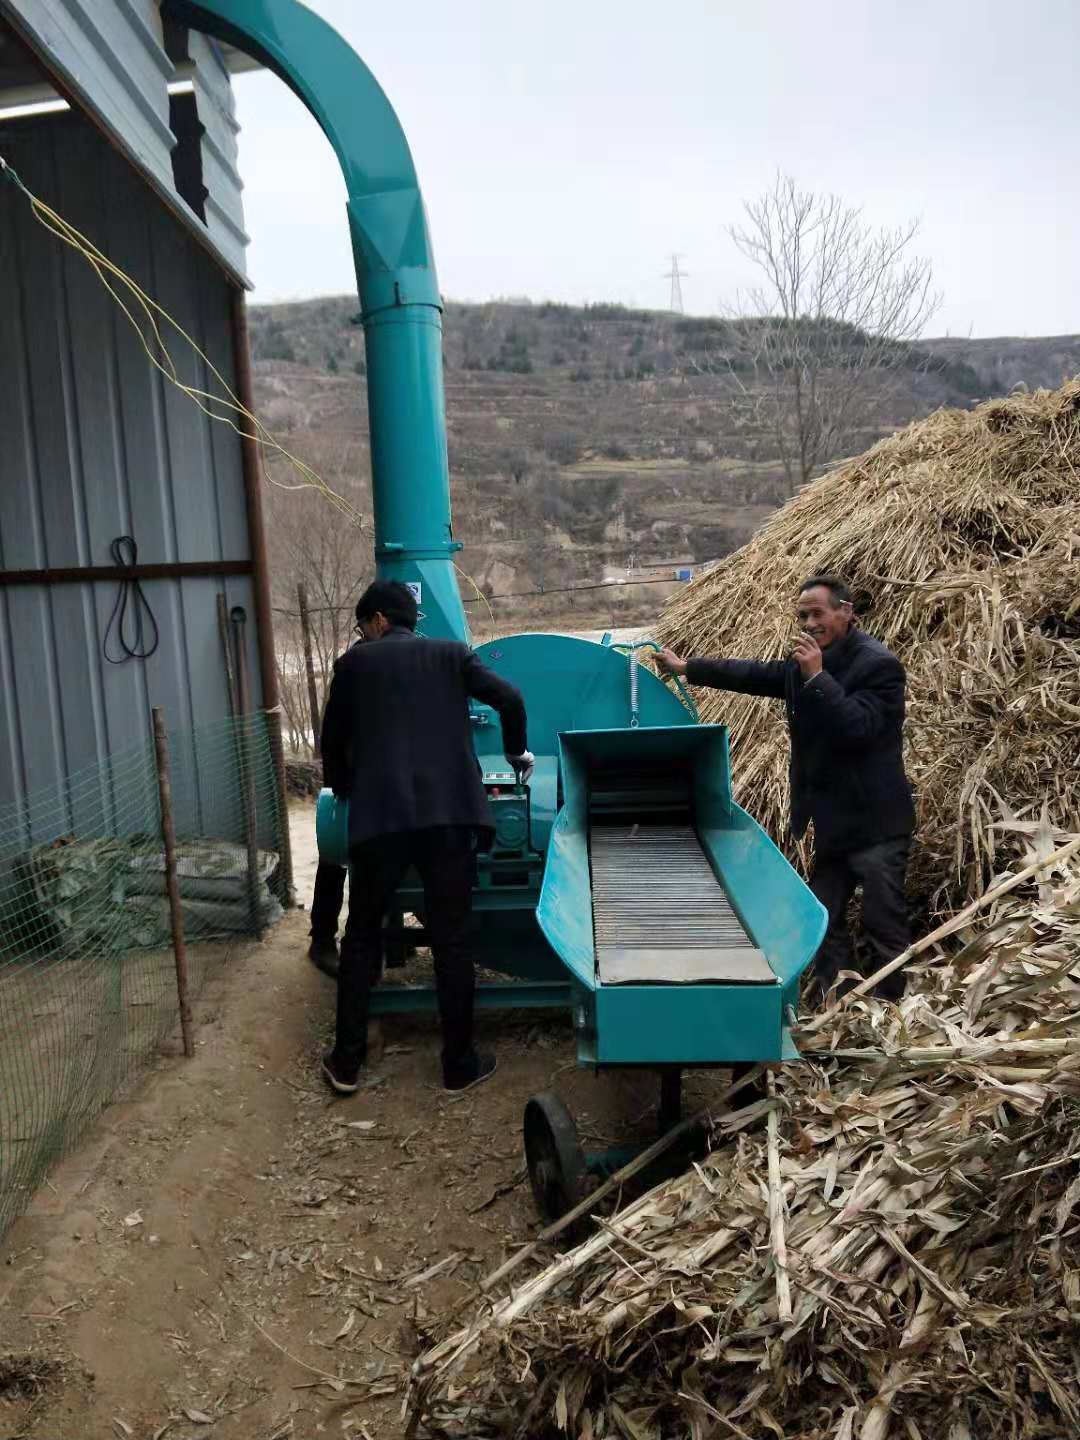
left=232, top=0, right=1080, bottom=338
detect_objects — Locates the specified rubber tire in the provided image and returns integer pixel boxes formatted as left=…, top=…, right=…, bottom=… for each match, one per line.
left=523, top=1091, right=589, bottom=1243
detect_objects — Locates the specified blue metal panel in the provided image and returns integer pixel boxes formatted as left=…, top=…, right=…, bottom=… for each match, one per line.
left=7, top=0, right=249, bottom=280
left=172, top=0, right=468, bottom=642
left=316, top=789, right=348, bottom=868
left=0, top=111, right=257, bottom=844
left=535, top=741, right=595, bottom=989
left=471, top=634, right=696, bottom=760
left=701, top=810, right=828, bottom=1007
left=536, top=725, right=828, bottom=1065
left=595, top=984, right=785, bottom=1065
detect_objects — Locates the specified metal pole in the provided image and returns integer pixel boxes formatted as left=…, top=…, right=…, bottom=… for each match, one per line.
left=151, top=707, right=194, bottom=1059
left=217, top=592, right=238, bottom=716
left=177, top=0, right=469, bottom=643
left=229, top=288, right=294, bottom=905
left=297, top=582, right=322, bottom=757
left=230, top=606, right=265, bottom=941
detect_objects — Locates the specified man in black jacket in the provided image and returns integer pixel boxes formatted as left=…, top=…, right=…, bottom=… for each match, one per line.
left=308, top=638, right=361, bottom=980
left=320, top=580, right=532, bottom=1093
left=658, top=576, right=915, bottom=1002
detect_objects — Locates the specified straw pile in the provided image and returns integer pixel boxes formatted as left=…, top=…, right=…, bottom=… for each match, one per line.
left=656, top=381, right=1080, bottom=908
left=410, top=826, right=1080, bottom=1438
left=408, top=385, right=1080, bottom=1437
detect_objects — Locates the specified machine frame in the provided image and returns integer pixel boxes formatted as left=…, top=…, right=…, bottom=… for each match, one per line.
left=173, top=0, right=828, bottom=1231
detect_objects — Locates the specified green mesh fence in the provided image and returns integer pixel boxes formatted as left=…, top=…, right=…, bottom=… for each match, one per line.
left=0, top=710, right=285, bottom=1237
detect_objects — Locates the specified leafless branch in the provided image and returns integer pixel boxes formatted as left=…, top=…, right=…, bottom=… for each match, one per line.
left=722, top=172, right=941, bottom=490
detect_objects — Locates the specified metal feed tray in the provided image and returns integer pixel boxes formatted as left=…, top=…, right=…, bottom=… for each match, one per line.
left=589, top=824, right=773, bottom=984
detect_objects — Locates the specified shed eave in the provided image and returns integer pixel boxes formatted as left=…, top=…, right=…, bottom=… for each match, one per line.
left=0, top=0, right=253, bottom=288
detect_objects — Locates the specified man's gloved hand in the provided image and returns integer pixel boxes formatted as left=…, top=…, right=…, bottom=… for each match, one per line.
left=507, top=750, right=535, bottom=785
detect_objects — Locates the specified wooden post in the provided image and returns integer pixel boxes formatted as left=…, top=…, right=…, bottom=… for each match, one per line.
left=229, top=290, right=294, bottom=905
left=230, top=606, right=265, bottom=940
left=297, top=583, right=322, bottom=757
left=152, top=707, right=194, bottom=1059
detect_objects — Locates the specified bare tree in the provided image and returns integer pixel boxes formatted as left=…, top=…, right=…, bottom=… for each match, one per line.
left=263, top=438, right=370, bottom=753
left=725, top=173, right=941, bottom=492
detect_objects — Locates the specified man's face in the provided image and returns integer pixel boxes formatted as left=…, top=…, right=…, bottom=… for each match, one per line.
left=796, top=586, right=852, bottom=650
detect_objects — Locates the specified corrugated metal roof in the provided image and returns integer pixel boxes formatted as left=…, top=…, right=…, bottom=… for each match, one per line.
left=0, top=0, right=250, bottom=282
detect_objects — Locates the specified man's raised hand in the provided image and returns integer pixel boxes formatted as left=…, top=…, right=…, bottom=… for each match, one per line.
left=655, top=647, right=688, bottom=677
left=792, top=631, right=823, bottom=680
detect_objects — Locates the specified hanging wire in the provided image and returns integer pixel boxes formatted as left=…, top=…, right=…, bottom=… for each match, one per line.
left=102, top=535, right=160, bottom=664
left=0, top=153, right=363, bottom=527
left=453, top=561, right=497, bottom=632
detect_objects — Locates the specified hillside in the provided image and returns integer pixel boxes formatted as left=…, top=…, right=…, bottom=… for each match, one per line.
left=251, top=297, right=1080, bottom=744
left=921, top=333, right=1080, bottom=394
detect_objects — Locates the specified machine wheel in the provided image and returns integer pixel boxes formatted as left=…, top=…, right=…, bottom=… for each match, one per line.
left=523, top=1092, right=589, bottom=1241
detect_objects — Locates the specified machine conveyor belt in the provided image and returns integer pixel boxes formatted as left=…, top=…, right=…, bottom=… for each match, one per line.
left=589, top=824, right=776, bottom=985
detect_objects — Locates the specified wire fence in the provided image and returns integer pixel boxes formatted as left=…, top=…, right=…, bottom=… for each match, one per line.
left=0, top=710, right=285, bottom=1238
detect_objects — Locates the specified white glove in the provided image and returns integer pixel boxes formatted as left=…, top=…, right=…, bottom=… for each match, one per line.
left=507, top=750, right=535, bottom=785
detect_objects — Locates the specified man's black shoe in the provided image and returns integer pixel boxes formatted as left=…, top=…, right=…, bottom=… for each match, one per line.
left=321, top=1049, right=362, bottom=1094
left=308, top=939, right=340, bottom=980
left=443, top=1052, right=497, bottom=1093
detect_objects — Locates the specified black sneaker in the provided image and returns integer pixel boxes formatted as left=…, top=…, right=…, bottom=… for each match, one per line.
left=322, top=1050, right=362, bottom=1095
left=308, top=939, right=340, bottom=980
left=443, top=1053, right=497, bottom=1093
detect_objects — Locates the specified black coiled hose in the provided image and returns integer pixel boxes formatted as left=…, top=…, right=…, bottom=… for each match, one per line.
left=103, top=535, right=160, bottom=664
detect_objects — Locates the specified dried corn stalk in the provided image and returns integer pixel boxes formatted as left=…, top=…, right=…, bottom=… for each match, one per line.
left=410, top=832, right=1080, bottom=1439
left=655, top=381, right=1080, bottom=909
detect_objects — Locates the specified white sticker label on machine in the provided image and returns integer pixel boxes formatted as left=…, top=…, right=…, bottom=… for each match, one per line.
left=404, top=582, right=422, bottom=602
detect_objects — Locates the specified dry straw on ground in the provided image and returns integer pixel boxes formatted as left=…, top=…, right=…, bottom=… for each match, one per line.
left=657, top=381, right=1080, bottom=909
left=408, top=385, right=1080, bottom=1438
left=410, top=824, right=1080, bottom=1438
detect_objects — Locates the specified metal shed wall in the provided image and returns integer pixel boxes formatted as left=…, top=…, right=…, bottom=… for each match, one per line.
left=0, top=109, right=263, bottom=844
left=0, top=0, right=249, bottom=279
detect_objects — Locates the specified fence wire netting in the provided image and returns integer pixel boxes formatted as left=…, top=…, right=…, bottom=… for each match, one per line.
left=0, top=710, right=285, bottom=1237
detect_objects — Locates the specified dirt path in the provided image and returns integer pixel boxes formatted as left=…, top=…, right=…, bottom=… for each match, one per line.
left=0, top=803, right=715, bottom=1440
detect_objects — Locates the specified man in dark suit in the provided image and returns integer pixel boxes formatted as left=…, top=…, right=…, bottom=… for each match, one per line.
left=657, top=575, right=915, bottom=1002
left=308, top=635, right=362, bottom=981
left=320, top=580, right=532, bottom=1093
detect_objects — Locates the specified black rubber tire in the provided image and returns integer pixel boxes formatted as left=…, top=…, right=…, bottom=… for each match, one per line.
left=523, top=1091, right=589, bottom=1242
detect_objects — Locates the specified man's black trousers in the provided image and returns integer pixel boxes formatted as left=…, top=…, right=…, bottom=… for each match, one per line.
left=309, top=860, right=346, bottom=943
left=810, top=836, right=911, bottom=999
left=335, top=826, right=477, bottom=1082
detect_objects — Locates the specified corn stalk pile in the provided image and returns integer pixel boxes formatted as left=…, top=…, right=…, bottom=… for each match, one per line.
left=655, top=381, right=1080, bottom=909
left=410, top=827, right=1080, bottom=1438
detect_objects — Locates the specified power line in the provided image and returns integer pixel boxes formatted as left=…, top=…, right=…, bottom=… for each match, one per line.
left=271, top=573, right=696, bottom=620
left=663, top=253, right=687, bottom=314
